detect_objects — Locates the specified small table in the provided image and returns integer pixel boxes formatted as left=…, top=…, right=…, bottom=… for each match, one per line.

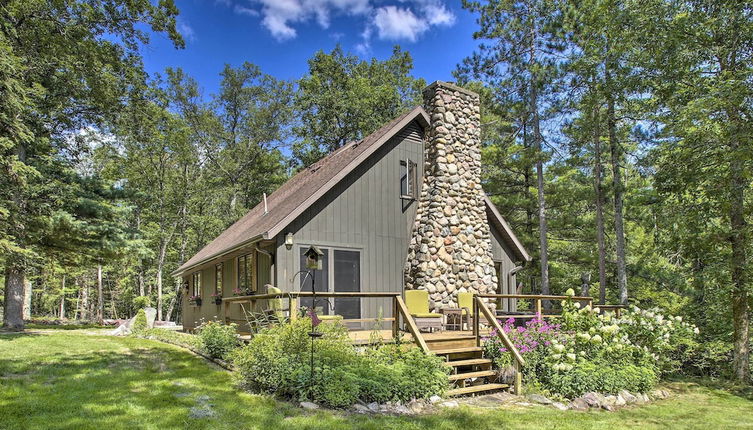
left=442, top=308, right=464, bottom=331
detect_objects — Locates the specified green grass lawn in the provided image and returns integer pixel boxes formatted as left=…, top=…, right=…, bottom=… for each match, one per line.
left=1, top=331, right=752, bottom=430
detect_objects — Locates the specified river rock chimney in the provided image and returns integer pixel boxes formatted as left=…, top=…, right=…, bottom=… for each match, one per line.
left=404, top=81, right=498, bottom=311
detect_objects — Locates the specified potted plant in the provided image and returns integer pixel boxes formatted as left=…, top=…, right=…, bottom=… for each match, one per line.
left=232, top=288, right=243, bottom=296
left=211, top=292, right=223, bottom=305
left=190, top=295, right=202, bottom=306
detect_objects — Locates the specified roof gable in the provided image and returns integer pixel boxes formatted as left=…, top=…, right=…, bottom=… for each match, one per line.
left=174, top=106, right=429, bottom=275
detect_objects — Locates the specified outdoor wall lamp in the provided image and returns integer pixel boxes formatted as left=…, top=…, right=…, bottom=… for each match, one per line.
left=285, top=232, right=294, bottom=250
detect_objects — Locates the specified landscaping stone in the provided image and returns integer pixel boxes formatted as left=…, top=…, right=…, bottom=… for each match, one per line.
left=439, top=400, right=459, bottom=408
left=615, top=394, right=627, bottom=406
left=394, top=405, right=412, bottom=415
left=569, top=398, right=589, bottom=411
left=526, top=394, right=553, bottom=405
left=407, top=399, right=426, bottom=413
left=189, top=406, right=216, bottom=419
left=603, top=395, right=618, bottom=406
left=601, top=404, right=616, bottom=412
left=367, top=402, right=380, bottom=412
left=551, top=402, right=568, bottom=411
left=299, top=402, right=319, bottom=410
left=352, top=404, right=371, bottom=414
left=619, top=390, right=638, bottom=404
left=429, top=395, right=442, bottom=404
left=582, top=392, right=605, bottom=408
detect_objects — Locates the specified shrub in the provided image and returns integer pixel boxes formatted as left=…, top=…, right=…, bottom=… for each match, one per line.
left=196, top=321, right=240, bottom=360
left=542, top=361, right=657, bottom=398
left=132, top=309, right=147, bottom=334
left=230, top=318, right=448, bottom=408
left=482, top=317, right=560, bottom=381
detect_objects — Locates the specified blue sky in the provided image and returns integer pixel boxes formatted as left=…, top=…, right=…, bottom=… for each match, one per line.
left=141, top=0, right=483, bottom=95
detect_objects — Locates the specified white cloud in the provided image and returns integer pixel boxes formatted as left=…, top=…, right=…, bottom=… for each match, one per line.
left=373, top=6, right=427, bottom=42
left=177, top=20, right=196, bottom=42
left=226, top=0, right=455, bottom=44
left=421, top=2, right=455, bottom=26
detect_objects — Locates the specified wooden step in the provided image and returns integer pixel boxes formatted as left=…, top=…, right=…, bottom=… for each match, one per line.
left=448, top=370, right=496, bottom=381
left=426, top=336, right=477, bottom=351
left=445, top=358, right=493, bottom=367
left=432, top=346, right=483, bottom=355
left=446, top=383, right=510, bottom=397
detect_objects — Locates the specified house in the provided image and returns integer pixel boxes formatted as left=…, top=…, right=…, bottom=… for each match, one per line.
left=173, top=81, right=531, bottom=332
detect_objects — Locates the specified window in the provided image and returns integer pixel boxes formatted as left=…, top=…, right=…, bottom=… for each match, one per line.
left=237, top=253, right=256, bottom=294
left=400, top=159, right=417, bottom=199
left=192, top=272, right=201, bottom=297
left=215, top=263, right=223, bottom=295
left=299, top=246, right=361, bottom=319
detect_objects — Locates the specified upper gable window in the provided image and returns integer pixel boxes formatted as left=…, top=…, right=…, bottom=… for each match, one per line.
left=400, top=159, right=417, bottom=200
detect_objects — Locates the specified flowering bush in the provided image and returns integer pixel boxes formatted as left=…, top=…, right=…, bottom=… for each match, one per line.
left=616, top=306, right=700, bottom=375
left=482, top=317, right=560, bottom=380
left=482, top=292, right=698, bottom=398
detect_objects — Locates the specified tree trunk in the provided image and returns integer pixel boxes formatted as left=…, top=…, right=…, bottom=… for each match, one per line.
left=59, top=274, right=66, bottom=319
left=80, top=278, right=89, bottom=321
left=96, top=264, right=104, bottom=323
left=605, top=59, right=628, bottom=305
left=3, top=263, right=26, bottom=331
left=531, top=82, right=550, bottom=298
left=729, top=135, right=750, bottom=383
left=592, top=106, right=608, bottom=304
left=22, top=278, right=32, bottom=320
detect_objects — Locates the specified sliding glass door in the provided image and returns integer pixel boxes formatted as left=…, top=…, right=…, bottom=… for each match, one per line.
left=298, top=246, right=361, bottom=319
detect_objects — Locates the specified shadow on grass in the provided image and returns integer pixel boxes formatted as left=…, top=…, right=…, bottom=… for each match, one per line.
left=665, top=376, right=753, bottom=402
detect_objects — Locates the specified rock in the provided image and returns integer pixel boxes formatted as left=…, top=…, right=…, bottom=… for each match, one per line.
left=352, top=404, right=370, bottom=414
left=551, top=402, right=568, bottom=411
left=143, top=307, right=157, bottom=328
left=407, top=399, right=425, bottom=413
left=439, top=400, right=459, bottom=408
left=394, top=405, right=412, bottom=415
left=602, top=404, right=616, bottom=412
left=299, top=402, right=319, bottom=410
left=109, top=324, right=130, bottom=336
left=641, top=393, right=651, bottom=403
left=603, top=395, right=618, bottom=406
left=527, top=394, right=553, bottom=405
left=569, top=398, right=589, bottom=411
left=615, top=394, right=627, bottom=406
left=429, top=395, right=442, bottom=404
left=619, top=390, right=638, bottom=404
left=582, top=392, right=605, bottom=408
left=367, top=402, right=380, bottom=412
left=189, top=406, right=216, bottom=418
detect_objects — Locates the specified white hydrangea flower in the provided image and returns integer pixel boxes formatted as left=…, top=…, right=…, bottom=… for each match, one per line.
left=567, top=353, right=577, bottom=361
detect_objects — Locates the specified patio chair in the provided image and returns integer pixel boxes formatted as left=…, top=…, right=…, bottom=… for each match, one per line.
left=265, top=286, right=285, bottom=321
left=404, top=289, right=443, bottom=332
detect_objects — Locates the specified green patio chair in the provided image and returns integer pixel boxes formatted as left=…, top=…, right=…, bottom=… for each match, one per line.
left=404, top=289, right=443, bottom=332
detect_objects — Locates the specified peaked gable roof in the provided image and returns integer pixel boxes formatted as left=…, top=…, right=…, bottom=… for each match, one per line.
left=174, top=106, right=530, bottom=276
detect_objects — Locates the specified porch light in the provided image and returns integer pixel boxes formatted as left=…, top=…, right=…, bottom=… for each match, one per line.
left=285, top=232, right=294, bottom=250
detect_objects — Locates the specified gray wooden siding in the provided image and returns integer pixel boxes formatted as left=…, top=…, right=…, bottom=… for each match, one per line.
left=273, top=120, right=425, bottom=323
left=490, top=224, right=521, bottom=311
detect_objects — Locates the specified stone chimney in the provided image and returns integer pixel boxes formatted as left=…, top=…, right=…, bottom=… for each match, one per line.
left=404, top=81, right=498, bottom=310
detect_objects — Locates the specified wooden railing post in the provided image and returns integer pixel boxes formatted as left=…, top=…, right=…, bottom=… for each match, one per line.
left=224, top=299, right=229, bottom=325
left=535, top=298, right=542, bottom=318
left=395, top=296, right=429, bottom=353
left=392, top=296, right=399, bottom=339
left=513, top=360, right=522, bottom=395
left=473, top=296, right=480, bottom=347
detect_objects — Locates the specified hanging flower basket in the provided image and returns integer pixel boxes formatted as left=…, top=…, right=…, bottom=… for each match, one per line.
left=190, top=295, right=202, bottom=306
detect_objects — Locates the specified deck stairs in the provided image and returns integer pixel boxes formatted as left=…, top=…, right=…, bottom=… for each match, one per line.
left=426, top=334, right=510, bottom=397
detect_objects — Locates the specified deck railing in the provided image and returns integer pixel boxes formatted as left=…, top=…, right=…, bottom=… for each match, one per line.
left=222, top=291, right=430, bottom=353
left=472, top=296, right=525, bottom=394
left=479, top=294, right=593, bottom=320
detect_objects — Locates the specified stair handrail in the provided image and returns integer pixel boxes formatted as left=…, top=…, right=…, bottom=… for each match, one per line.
left=395, top=296, right=430, bottom=353
left=474, top=296, right=525, bottom=394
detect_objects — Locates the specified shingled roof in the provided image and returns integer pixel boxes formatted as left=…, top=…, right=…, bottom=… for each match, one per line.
left=174, top=106, right=530, bottom=276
